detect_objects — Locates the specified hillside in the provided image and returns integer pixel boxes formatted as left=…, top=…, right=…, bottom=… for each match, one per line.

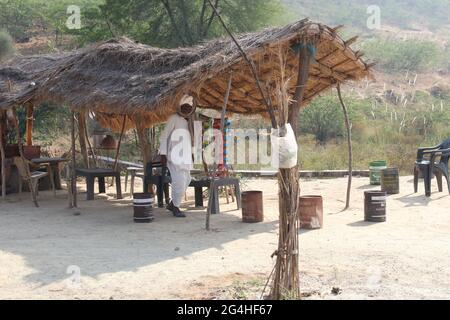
left=283, top=0, right=450, bottom=98
left=284, top=0, right=450, bottom=32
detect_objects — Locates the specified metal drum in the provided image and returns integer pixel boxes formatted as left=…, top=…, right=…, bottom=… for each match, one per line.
left=381, top=167, right=400, bottom=195
left=298, top=196, right=323, bottom=229
left=241, top=191, right=264, bottom=223
left=364, top=191, right=387, bottom=222
left=369, top=160, right=387, bottom=185
left=133, top=193, right=154, bottom=223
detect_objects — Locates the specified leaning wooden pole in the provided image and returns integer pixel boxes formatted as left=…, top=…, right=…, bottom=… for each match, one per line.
left=337, top=84, right=353, bottom=210
left=84, top=118, right=98, bottom=168
left=13, top=107, right=38, bottom=207
left=77, top=111, right=90, bottom=169
left=25, top=103, right=34, bottom=146
left=289, top=45, right=311, bottom=137
left=70, top=111, right=77, bottom=208
left=135, top=117, right=152, bottom=193
left=0, top=111, right=6, bottom=199
left=113, top=115, right=127, bottom=172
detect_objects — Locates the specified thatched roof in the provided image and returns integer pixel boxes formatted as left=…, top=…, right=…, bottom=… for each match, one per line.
left=0, top=20, right=372, bottom=129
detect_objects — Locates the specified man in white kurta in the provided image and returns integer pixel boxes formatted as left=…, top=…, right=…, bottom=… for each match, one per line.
left=159, top=103, right=194, bottom=217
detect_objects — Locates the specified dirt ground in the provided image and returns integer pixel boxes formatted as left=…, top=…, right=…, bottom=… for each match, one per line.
left=0, top=176, right=449, bottom=300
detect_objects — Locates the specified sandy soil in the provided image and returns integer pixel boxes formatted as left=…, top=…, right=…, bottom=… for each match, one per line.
left=0, top=176, right=449, bottom=300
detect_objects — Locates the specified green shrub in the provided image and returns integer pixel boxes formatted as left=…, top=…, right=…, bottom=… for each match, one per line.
left=299, top=95, right=344, bottom=144
left=0, top=29, right=14, bottom=60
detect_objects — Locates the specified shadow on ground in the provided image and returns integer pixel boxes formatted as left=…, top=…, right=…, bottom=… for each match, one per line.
left=396, top=193, right=448, bottom=207
left=0, top=188, right=278, bottom=287
left=347, top=220, right=379, bottom=227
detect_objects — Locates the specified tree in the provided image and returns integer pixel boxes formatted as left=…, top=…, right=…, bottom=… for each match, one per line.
left=0, top=0, right=37, bottom=41
left=0, top=29, right=14, bottom=61
left=68, top=0, right=284, bottom=47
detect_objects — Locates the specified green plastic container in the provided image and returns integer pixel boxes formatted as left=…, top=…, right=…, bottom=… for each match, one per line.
left=369, top=160, right=387, bottom=185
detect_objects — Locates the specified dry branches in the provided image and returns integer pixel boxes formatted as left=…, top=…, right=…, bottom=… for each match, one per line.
left=268, top=47, right=302, bottom=300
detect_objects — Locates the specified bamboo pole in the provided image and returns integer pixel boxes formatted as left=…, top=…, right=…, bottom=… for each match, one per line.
left=25, top=103, right=33, bottom=146
left=77, top=111, right=90, bottom=169
left=113, top=115, right=127, bottom=172
left=84, top=114, right=97, bottom=168
left=70, top=111, right=77, bottom=208
left=135, top=117, right=151, bottom=193
left=13, top=107, right=38, bottom=207
left=0, top=111, right=6, bottom=199
left=337, top=84, right=353, bottom=210
left=289, top=45, right=311, bottom=136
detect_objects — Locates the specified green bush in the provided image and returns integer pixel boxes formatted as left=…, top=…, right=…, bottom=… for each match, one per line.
left=0, top=0, right=37, bottom=40
left=363, top=38, right=441, bottom=72
left=0, top=29, right=14, bottom=60
left=299, top=95, right=344, bottom=144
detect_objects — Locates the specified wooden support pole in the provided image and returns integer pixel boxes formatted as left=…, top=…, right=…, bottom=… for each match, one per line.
left=289, top=44, right=311, bottom=136
left=14, top=107, right=38, bottom=207
left=84, top=115, right=97, bottom=168
left=70, top=111, right=77, bottom=208
left=77, top=111, right=90, bottom=169
left=135, top=117, right=152, bottom=194
left=25, top=103, right=33, bottom=146
left=270, top=44, right=311, bottom=301
left=272, top=162, right=301, bottom=299
left=0, top=111, right=6, bottom=199
left=337, top=84, right=353, bottom=210
left=113, top=115, right=127, bottom=172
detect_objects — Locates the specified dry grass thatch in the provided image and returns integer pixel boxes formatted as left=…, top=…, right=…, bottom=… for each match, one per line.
left=0, top=20, right=372, bottom=130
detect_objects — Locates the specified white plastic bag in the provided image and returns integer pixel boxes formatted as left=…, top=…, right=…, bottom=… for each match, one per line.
left=271, top=124, right=298, bottom=169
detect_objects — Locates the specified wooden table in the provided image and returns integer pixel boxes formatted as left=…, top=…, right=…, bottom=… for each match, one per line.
left=31, top=157, right=68, bottom=190
left=75, top=168, right=123, bottom=200
left=189, top=177, right=241, bottom=214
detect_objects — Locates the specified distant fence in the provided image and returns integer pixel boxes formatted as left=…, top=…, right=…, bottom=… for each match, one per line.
left=208, top=169, right=370, bottom=179
left=94, top=156, right=369, bottom=179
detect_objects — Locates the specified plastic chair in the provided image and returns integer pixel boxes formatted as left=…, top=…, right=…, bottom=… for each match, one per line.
left=144, top=162, right=171, bottom=208
left=414, top=138, right=450, bottom=197
left=13, top=156, right=55, bottom=207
